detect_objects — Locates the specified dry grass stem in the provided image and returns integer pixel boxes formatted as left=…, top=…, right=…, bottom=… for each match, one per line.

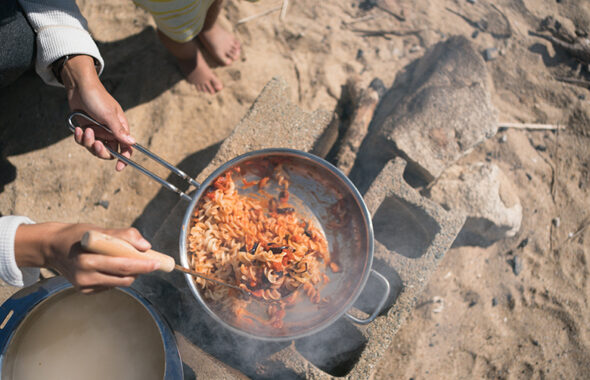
left=280, top=0, right=289, bottom=21
left=498, top=122, right=566, bottom=131
left=351, top=28, right=423, bottom=37
left=237, top=5, right=282, bottom=25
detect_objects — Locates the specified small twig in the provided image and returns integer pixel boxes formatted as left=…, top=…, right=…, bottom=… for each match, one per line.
left=280, top=0, right=288, bottom=21
left=335, top=78, right=384, bottom=175
left=376, top=4, right=405, bottom=22
left=445, top=7, right=484, bottom=31
left=554, top=219, right=590, bottom=251
left=489, top=4, right=512, bottom=39
left=351, top=28, right=423, bottom=37
left=446, top=6, right=511, bottom=39
left=343, top=14, right=379, bottom=27
left=237, top=5, right=282, bottom=25
left=529, top=31, right=590, bottom=64
left=552, top=124, right=560, bottom=202
left=554, top=76, right=590, bottom=89
left=498, top=122, right=566, bottom=131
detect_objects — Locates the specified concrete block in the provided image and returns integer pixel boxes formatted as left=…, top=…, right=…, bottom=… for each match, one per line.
left=140, top=81, right=465, bottom=380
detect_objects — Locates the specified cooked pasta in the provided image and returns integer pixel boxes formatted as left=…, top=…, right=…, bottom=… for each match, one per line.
left=187, top=163, right=338, bottom=328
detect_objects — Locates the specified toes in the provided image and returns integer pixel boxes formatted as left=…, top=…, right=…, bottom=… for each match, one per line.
left=195, top=79, right=223, bottom=94
left=197, top=82, right=212, bottom=94
left=226, top=41, right=240, bottom=62
left=212, top=78, right=223, bottom=92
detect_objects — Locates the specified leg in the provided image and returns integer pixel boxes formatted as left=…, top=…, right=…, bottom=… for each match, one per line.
left=157, top=29, right=223, bottom=94
left=198, top=0, right=241, bottom=66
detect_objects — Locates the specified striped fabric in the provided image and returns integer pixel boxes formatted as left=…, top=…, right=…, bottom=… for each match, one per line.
left=134, top=0, right=215, bottom=42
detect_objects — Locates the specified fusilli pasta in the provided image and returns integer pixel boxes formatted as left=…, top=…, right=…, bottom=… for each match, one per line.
left=188, top=162, right=338, bottom=328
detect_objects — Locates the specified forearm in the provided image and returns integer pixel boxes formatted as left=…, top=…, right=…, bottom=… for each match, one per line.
left=61, top=54, right=101, bottom=93
left=14, top=222, right=64, bottom=268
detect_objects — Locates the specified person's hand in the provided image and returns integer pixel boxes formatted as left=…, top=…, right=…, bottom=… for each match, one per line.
left=15, top=223, right=160, bottom=294
left=61, top=55, right=135, bottom=171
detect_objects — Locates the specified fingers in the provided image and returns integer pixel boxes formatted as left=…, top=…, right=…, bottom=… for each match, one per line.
left=72, top=254, right=159, bottom=292
left=74, top=126, right=83, bottom=144
left=109, top=227, right=152, bottom=251
left=79, top=254, right=159, bottom=276
left=72, top=102, right=136, bottom=169
left=116, top=145, right=132, bottom=172
left=107, top=107, right=135, bottom=146
left=74, top=126, right=112, bottom=160
left=73, top=268, right=136, bottom=291
left=74, top=125, right=134, bottom=168
left=79, top=286, right=108, bottom=295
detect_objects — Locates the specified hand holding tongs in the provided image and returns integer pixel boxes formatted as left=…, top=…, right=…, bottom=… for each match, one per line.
left=67, top=112, right=198, bottom=201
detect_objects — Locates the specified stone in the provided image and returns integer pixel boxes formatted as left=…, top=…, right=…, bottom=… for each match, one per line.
left=409, top=45, right=422, bottom=53
left=512, top=255, right=523, bottom=275
left=483, top=47, right=499, bottom=61
left=428, top=162, right=522, bottom=247
left=95, top=200, right=109, bottom=209
left=350, top=36, right=498, bottom=191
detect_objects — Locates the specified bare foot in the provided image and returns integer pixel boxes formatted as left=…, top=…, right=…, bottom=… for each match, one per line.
left=157, top=30, right=223, bottom=94
left=199, top=23, right=241, bottom=66
left=177, top=43, right=223, bottom=94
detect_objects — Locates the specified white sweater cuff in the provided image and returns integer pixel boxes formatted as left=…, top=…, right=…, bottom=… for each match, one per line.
left=0, top=216, right=40, bottom=287
left=18, top=0, right=105, bottom=86
left=36, top=26, right=105, bottom=86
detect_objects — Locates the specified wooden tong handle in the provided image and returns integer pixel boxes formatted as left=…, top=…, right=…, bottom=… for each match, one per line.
left=81, top=230, right=176, bottom=272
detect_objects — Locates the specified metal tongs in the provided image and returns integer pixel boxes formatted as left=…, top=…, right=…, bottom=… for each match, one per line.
left=67, top=112, right=197, bottom=201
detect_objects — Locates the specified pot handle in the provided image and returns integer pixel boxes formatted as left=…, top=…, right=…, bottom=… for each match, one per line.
left=345, top=269, right=390, bottom=325
left=67, top=112, right=200, bottom=201
left=0, top=296, right=32, bottom=349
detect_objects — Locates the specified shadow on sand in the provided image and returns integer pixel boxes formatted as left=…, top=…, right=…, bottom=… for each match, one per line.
left=0, top=26, right=182, bottom=192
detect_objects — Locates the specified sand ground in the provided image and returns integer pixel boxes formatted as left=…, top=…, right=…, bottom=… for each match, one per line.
left=1, top=0, right=589, bottom=379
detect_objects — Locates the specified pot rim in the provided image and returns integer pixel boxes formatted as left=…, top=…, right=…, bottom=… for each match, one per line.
left=178, top=148, right=375, bottom=341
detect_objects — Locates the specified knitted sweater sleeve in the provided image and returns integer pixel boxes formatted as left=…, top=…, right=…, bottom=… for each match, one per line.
left=17, top=0, right=104, bottom=86
left=0, top=216, right=40, bottom=287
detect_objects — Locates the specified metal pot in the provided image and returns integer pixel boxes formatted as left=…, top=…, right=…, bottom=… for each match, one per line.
left=0, top=276, right=182, bottom=380
left=67, top=112, right=390, bottom=341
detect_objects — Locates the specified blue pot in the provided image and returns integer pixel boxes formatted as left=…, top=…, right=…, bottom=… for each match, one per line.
left=0, top=276, right=182, bottom=379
